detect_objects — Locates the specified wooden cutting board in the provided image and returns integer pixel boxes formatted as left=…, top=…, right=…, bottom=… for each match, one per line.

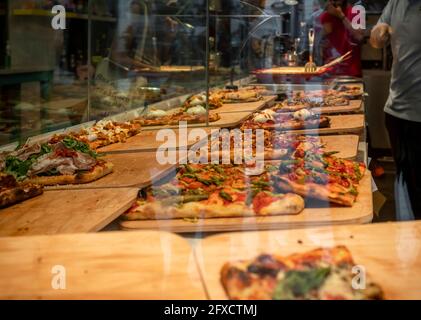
left=0, top=188, right=138, bottom=237
left=218, top=96, right=276, bottom=113
left=320, top=135, right=359, bottom=159
left=97, top=127, right=212, bottom=153
left=209, top=111, right=255, bottom=128
left=0, top=231, right=206, bottom=299
left=119, top=172, right=373, bottom=233
left=197, top=221, right=421, bottom=300
left=46, top=151, right=182, bottom=190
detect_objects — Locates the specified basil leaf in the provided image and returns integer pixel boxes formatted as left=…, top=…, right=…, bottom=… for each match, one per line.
left=272, top=267, right=331, bottom=300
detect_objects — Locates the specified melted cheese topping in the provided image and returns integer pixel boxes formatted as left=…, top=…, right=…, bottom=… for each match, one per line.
left=186, top=106, right=207, bottom=116
left=146, top=109, right=168, bottom=119
left=253, top=113, right=273, bottom=123
left=293, top=109, right=312, bottom=121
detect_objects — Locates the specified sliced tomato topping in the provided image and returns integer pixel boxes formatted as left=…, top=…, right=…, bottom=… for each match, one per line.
left=252, top=192, right=279, bottom=214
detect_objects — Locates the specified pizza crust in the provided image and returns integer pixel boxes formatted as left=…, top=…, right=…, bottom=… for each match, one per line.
left=124, top=192, right=304, bottom=221
left=0, top=184, right=44, bottom=209
left=274, top=176, right=357, bottom=207
left=206, top=149, right=288, bottom=163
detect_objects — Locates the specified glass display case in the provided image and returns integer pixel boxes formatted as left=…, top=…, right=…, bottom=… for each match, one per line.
left=3, top=0, right=421, bottom=302
left=0, top=0, right=390, bottom=149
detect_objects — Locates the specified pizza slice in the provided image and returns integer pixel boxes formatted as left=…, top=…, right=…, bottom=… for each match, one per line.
left=336, top=85, right=364, bottom=100
left=0, top=173, right=43, bottom=209
left=241, top=109, right=331, bottom=131
left=205, top=130, right=288, bottom=163
left=273, top=94, right=350, bottom=113
left=221, top=246, right=384, bottom=300
left=212, top=88, right=264, bottom=103
left=134, top=108, right=221, bottom=127
left=122, top=164, right=304, bottom=221
left=271, top=155, right=366, bottom=207
left=1, top=136, right=113, bottom=186
left=184, top=93, right=223, bottom=110
left=50, top=120, right=142, bottom=150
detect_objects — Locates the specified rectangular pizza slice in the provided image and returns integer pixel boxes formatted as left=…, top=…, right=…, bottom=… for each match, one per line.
left=122, top=163, right=304, bottom=221
left=221, top=246, right=384, bottom=300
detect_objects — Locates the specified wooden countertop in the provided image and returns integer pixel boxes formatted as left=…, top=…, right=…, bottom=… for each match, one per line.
left=198, top=221, right=421, bottom=300
left=0, top=230, right=206, bottom=300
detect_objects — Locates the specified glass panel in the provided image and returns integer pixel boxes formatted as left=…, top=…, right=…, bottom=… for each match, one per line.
left=89, top=0, right=208, bottom=122
left=0, top=0, right=89, bottom=147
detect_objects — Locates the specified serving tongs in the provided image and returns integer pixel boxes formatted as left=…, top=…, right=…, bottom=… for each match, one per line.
left=320, top=50, right=353, bottom=71
left=304, top=28, right=317, bottom=73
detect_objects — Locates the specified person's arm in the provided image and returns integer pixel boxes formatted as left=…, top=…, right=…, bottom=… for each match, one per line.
left=325, top=4, right=365, bottom=42
left=370, top=0, right=394, bottom=49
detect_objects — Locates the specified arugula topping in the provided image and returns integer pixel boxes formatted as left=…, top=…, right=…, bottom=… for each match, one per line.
left=252, top=179, right=271, bottom=189
left=62, top=137, right=98, bottom=158
left=323, top=151, right=340, bottom=157
left=265, top=165, right=278, bottom=173
left=349, top=185, right=358, bottom=196
left=184, top=164, right=196, bottom=174
left=219, top=190, right=233, bottom=202
left=4, top=143, right=53, bottom=180
left=354, top=163, right=362, bottom=180
left=211, top=164, right=225, bottom=175
left=272, top=267, right=331, bottom=300
left=4, top=157, right=33, bottom=180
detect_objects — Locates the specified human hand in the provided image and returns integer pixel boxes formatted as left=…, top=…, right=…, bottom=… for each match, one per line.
left=326, top=3, right=345, bottom=20
left=370, top=22, right=391, bottom=48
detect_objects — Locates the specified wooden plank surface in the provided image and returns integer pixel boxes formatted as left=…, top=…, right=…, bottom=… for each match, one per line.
left=46, top=152, right=181, bottom=190
left=210, top=111, right=255, bottom=129
left=97, top=127, right=212, bottom=153
left=0, top=188, right=138, bottom=237
left=218, top=96, right=276, bottom=113
left=0, top=231, right=205, bottom=300
left=119, top=172, right=373, bottom=233
left=321, top=135, right=359, bottom=159
left=197, top=221, right=421, bottom=300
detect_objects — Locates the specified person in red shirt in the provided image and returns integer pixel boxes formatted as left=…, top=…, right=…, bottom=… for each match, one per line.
left=320, top=0, right=365, bottom=77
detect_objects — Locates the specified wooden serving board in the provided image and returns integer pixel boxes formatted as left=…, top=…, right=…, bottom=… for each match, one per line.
left=209, top=111, right=255, bottom=129
left=0, top=188, right=138, bottom=237
left=197, top=221, right=421, bottom=300
left=0, top=231, right=206, bottom=299
left=218, top=96, right=276, bottom=113
left=97, top=127, right=212, bottom=153
left=119, top=172, right=373, bottom=233
left=46, top=151, right=182, bottom=190
left=320, top=135, right=359, bottom=159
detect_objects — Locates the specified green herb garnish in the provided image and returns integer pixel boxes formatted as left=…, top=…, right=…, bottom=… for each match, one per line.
left=272, top=267, right=331, bottom=300
left=62, top=137, right=98, bottom=158
left=219, top=191, right=233, bottom=202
